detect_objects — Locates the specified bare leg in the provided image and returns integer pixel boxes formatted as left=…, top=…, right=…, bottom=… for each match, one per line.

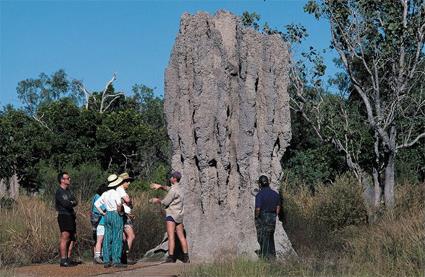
left=166, top=221, right=176, bottom=255
left=176, top=224, right=188, bottom=253
left=59, top=232, right=70, bottom=258
left=68, top=240, right=74, bottom=258
left=95, top=235, right=104, bottom=253
left=124, top=226, right=135, bottom=251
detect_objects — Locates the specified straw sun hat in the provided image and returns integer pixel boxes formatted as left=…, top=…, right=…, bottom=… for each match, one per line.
left=107, top=174, right=123, bottom=187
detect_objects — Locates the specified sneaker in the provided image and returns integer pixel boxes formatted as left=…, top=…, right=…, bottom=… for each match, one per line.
left=113, top=263, right=127, bottom=268
left=93, top=256, right=103, bottom=264
left=181, top=253, right=190, bottom=263
left=164, top=255, right=176, bottom=263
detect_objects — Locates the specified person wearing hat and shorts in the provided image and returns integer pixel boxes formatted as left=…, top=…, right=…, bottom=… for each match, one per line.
left=55, top=171, right=78, bottom=267
left=254, top=175, right=281, bottom=259
left=117, top=172, right=136, bottom=264
left=150, top=171, right=190, bottom=263
left=94, top=174, right=126, bottom=268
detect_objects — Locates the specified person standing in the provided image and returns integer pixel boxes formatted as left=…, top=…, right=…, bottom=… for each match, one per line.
left=91, top=184, right=108, bottom=264
left=55, top=171, right=78, bottom=267
left=95, top=174, right=126, bottom=268
left=117, top=172, right=136, bottom=264
left=254, top=175, right=281, bottom=259
left=150, top=171, right=190, bottom=263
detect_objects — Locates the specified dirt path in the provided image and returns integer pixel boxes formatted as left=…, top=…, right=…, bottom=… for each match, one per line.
left=9, top=262, right=190, bottom=277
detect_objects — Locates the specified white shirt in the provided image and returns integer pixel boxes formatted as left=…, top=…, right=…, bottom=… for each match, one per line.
left=116, top=186, right=131, bottom=214
left=95, top=189, right=122, bottom=212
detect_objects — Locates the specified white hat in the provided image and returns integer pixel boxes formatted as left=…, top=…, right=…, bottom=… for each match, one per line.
left=107, top=174, right=123, bottom=187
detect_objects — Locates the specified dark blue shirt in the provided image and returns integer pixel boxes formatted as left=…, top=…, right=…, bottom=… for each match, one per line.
left=255, top=187, right=280, bottom=213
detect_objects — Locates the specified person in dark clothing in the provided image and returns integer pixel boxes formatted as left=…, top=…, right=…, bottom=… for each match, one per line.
left=254, top=175, right=281, bottom=259
left=55, top=171, right=78, bottom=267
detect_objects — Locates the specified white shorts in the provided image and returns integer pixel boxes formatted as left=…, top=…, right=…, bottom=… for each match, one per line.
left=96, top=224, right=105, bottom=236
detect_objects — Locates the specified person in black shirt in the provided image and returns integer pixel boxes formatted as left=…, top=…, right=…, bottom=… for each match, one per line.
left=55, top=171, right=78, bottom=267
left=254, top=175, right=281, bottom=259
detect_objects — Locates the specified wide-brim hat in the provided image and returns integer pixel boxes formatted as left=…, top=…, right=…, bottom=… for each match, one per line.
left=107, top=174, right=123, bottom=187
left=119, top=172, right=134, bottom=182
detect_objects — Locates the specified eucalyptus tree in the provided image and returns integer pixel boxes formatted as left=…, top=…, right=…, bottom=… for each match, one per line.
left=295, top=0, right=425, bottom=209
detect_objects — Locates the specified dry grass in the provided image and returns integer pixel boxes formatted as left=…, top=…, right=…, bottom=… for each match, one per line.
left=0, top=191, right=165, bottom=267
left=1, top=180, right=423, bottom=277
left=0, top=196, right=59, bottom=265
left=128, top=193, right=166, bottom=256
left=188, top=180, right=425, bottom=277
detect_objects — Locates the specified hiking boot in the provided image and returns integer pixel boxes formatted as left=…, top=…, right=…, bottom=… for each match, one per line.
left=113, top=263, right=128, bottom=268
left=181, top=253, right=190, bottom=263
left=93, top=256, right=103, bottom=264
left=164, top=255, right=176, bottom=263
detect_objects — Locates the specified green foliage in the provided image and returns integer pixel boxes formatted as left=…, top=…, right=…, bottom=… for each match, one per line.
left=129, top=163, right=169, bottom=192
left=283, top=145, right=343, bottom=187
left=241, top=11, right=261, bottom=30
left=282, top=108, right=348, bottom=187
left=16, top=69, right=78, bottom=116
left=396, top=144, right=425, bottom=184
left=282, top=24, right=309, bottom=44
left=282, top=174, right=368, bottom=252
left=38, top=162, right=106, bottom=202
left=1, top=70, right=170, bottom=192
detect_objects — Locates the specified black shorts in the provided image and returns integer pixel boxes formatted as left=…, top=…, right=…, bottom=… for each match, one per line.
left=58, top=214, right=76, bottom=236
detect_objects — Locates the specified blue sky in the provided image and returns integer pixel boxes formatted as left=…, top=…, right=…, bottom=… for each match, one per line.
left=0, top=0, right=336, bottom=107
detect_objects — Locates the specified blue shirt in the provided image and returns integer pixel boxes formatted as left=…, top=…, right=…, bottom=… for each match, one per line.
left=255, top=187, right=280, bottom=213
left=92, top=194, right=106, bottom=225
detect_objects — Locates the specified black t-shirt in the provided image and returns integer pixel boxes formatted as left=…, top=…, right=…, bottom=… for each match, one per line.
left=55, top=187, right=77, bottom=215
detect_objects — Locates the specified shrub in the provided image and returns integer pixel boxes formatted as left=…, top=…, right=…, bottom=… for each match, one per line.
left=282, top=174, right=368, bottom=253
left=312, top=174, right=368, bottom=232
left=38, top=162, right=106, bottom=202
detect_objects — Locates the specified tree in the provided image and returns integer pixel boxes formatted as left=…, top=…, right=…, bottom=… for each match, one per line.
left=16, top=69, right=74, bottom=130
left=73, top=73, right=125, bottom=113
left=4, top=69, right=171, bottom=192
left=297, top=0, right=425, bottom=209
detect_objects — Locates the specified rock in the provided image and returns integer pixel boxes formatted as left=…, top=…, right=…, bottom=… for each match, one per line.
left=163, top=10, right=294, bottom=262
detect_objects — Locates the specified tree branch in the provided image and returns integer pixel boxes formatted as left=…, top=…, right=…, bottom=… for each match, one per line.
left=397, top=132, right=425, bottom=149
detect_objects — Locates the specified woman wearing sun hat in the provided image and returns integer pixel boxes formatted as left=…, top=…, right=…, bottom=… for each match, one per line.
left=94, top=174, right=127, bottom=268
left=117, top=172, right=136, bottom=264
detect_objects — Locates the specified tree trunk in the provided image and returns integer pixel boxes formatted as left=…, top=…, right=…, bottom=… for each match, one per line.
left=164, top=11, right=295, bottom=262
left=383, top=126, right=397, bottom=208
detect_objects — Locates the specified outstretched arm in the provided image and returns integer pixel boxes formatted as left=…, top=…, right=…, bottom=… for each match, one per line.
left=150, top=183, right=170, bottom=191
left=149, top=197, right=162, bottom=204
